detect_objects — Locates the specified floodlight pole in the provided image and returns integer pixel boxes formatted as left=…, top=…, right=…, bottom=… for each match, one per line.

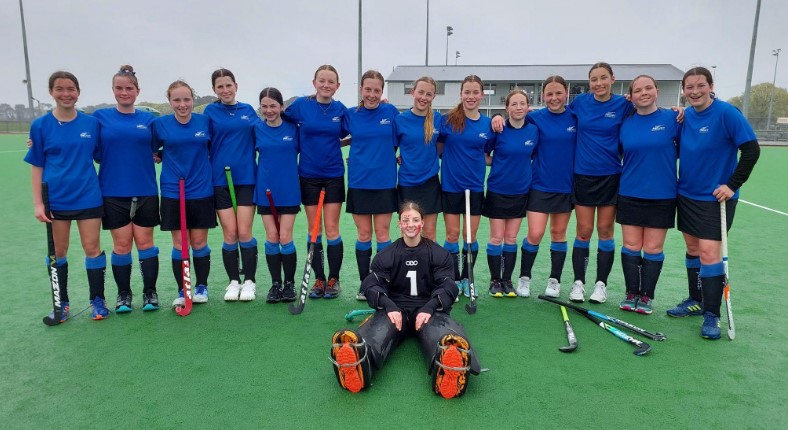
left=767, top=49, right=781, bottom=130
left=19, top=0, right=34, bottom=115
left=742, top=0, right=762, bottom=119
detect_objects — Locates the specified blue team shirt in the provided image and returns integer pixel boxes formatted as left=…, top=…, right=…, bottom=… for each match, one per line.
left=619, top=109, right=679, bottom=199
left=526, top=108, right=576, bottom=194
left=678, top=100, right=756, bottom=201
left=394, top=110, right=441, bottom=186
left=343, top=104, right=400, bottom=189
left=93, top=108, right=157, bottom=197
left=485, top=121, right=539, bottom=195
left=439, top=114, right=495, bottom=193
left=284, top=96, right=348, bottom=178
left=152, top=114, right=213, bottom=199
left=253, top=120, right=301, bottom=207
left=204, top=102, right=258, bottom=187
left=570, top=93, right=633, bottom=175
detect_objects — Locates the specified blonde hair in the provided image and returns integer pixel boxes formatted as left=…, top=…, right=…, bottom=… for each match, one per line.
left=412, top=76, right=437, bottom=145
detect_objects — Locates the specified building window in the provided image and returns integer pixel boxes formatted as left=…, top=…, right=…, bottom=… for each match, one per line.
left=404, top=82, right=445, bottom=95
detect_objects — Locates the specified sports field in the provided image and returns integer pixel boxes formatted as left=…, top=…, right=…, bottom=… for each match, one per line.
left=1, top=133, right=786, bottom=429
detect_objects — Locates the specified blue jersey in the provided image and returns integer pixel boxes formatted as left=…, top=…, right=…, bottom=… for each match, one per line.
left=619, top=109, right=679, bottom=199
left=678, top=100, right=756, bottom=201
left=284, top=96, right=348, bottom=178
left=93, top=108, right=157, bottom=198
left=527, top=108, right=576, bottom=194
left=394, top=109, right=441, bottom=187
left=24, top=112, right=102, bottom=211
left=570, top=93, right=633, bottom=175
left=204, top=102, right=258, bottom=187
left=439, top=114, right=494, bottom=193
left=152, top=114, right=213, bottom=199
left=254, top=120, right=301, bottom=207
left=343, top=103, right=400, bottom=189
left=485, top=121, right=538, bottom=195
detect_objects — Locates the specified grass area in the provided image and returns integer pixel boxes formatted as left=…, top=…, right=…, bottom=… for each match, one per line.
left=2, top=134, right=787, bottom=428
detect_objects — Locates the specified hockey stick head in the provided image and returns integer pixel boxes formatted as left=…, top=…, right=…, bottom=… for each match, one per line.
left=633, top=341, right=652, bottom=356
left=344, top=309, right=375, bottom=321
left=288, top=301, right=305, bottom=315
left=42, top=315, right=63, bottom=326
left=465, top=302, right=477, bottom=314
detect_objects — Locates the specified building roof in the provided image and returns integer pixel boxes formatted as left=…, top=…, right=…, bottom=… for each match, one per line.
left=387, top=64, right=686, bottom=83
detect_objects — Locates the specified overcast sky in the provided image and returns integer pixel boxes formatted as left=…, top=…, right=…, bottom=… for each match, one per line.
left=2, top=0, right=787, bottom=108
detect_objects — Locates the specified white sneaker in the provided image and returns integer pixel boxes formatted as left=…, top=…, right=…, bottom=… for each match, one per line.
left=589, top=281, right=608, bottom=304
left=193, top=285, right=209, bottom=303
left=544, top=278, right=561, bottom=298
left=239, top=280, right=256, bottom=301
left=516, top=276, right=531, bottom=298
left=172, top=296, right=185, bottom=307
left=569, top=281, right=585, bottom=302
left=224, top=280, right=241, bottom=301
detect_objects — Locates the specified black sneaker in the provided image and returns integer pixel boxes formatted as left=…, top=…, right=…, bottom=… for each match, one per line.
left=488, top=280, right=504, bottom=297
left=116, top=291, right=133, bottom=313
left=502, top=280, right=516, bottom=298
left=280, top=281, right=297, bottom=302
left=142, top=291, right=159, bottom=311
left=266, top=282, right=282, bottom=303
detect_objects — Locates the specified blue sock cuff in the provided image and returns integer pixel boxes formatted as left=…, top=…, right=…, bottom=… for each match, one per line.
left=598, top=239, right=615, bottom=252
left=643, top=252, right=665, bottom=262
left=327, top=236, right=342, bottom=246
left=463, top=241, right=478, bottom=252
left=621, top=247, right=642, bottom=257
left=308, top=234, right=323, bottom=245
left=280, top=241, right=296, bottom=255
left=685, top=256, right=701, bottom=269
left=356, top=240, right=372, bottom=251
left=56, top=257, right=68, bottom=267
left=486, top=243, right=503, bottom=256
left=574, top=238, right=590, bottom=249
left=443, top=241, right=459, bottom=254
left=700, top=262, right=725, bottom=277
left=550, top=241, right=568, bottom=252
left=264, top=241, right=280, bottom=255
left=85, top=252, right=106, bottom=269
left=376, top=240, right=392, bottom=251
left=192, top=245, right=211, bottom=258
left=171, top=248, right=183, bottom=260
left=503, top=243, right=518, bottom=253
left=222, top=242, right=237, bottom=251
left=521, top=239, right=539, bottom=253
left=240, top=238, right=257, bottom=249
left=111, top=252, right=132, bottom=266
left=138, top=246, right=159, bottom=260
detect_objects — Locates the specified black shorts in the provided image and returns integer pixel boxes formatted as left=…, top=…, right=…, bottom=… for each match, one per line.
left=616, top=195, right=676, bottom=229
left=677, top=195, right=736, bottom=241
left=50, top=206, right=104, bottom=221
left=300, top=176, right=345, bottom=205
left=397, top=175, right=442, bottom=215
left=442, top=190, right=484, bottom=215
left=346, top=188, right=398, bottom=215
left=214, top=185, right=255, bottom=210
left=482, top=190, right=528, bottom=219
left=160, top=197, right=218, bottom=231
left=573, top=174, right=620, bottom=207
left=102, top=196, right=160, bottom=230
left=527, top=189, right=573, bottom=214
left=257, top=205, right=301, bottom=215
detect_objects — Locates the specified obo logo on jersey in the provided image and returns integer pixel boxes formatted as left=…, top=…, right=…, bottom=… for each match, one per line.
left=405, top=260, right=418, bottom=266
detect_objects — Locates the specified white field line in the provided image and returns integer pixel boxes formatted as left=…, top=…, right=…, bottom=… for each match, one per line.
left=740, top=199, right=788, bottom=217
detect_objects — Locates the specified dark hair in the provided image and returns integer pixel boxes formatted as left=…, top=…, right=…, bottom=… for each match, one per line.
left=446, top=75, right=484, bottom=133
left=628, top=75, right=658, bottom=96
left=505, top=88, right=529, bottom=107
left=412, top=76, right=438, bottom=145
left=166, top=80, right=194, bottom=99
left=259, top=87, right=284, bottom=106
left=114, top=65, right=139, bottom=90
left=682, top=67, right=716, bottom=100
left=542, top=75, right=568, bottom=92
left=211, top=68, right=236, bottom=88
left=589, top=62, right=614, bottom=78
left=399, top=200, right=424, bottom=218
left=314, top=64, right=339, bottom=81
left=48, top=71, right=79, bottom=92
left=357, top=69, right=385, bottom=110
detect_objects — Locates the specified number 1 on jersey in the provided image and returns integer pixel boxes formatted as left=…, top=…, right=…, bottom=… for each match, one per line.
left=406, top=270, right=417, bottom=296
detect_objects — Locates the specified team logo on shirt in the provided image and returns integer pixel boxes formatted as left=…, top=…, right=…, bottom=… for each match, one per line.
left=479, top=133, right=489, bottom=139
left=332, top=116, right=342, bottom=122
left=379, top=118, right=391, bottom=125
left=136, top=124, right=148, bottom=130
left=699, top=126, right=710, bottom=133
left=566, top=126, right=577, bottom=133
left=79, top=132, right=92, bottom=139
left=604, top=111, right=616, bottom=119
left=283, top=136, right=294, bottom=141
left=195, top=131, right=207, bottom=138
left=405, top=260, right=418, bottom=266
left=651, top=125, right=666, bottom=132
left=523, top=140, right=535, bottom=146
left=240, top=115, right=250, bottom=121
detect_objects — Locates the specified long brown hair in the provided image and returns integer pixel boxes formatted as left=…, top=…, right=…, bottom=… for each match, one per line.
left=446, top=75, right=484, bottom=133
left=357, top=69, right=385, bottom=111
left=412, top=76, right=437, bottom=144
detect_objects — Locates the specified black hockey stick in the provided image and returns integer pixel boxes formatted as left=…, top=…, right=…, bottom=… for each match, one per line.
left=720, top=202, right=736, bottom=340
left=538, top=295, right=666, bottom=341
left=464, top=189, right=477, bottom=314
left=289, top=189, right=325, bottom=315
left=585, top=311, right=652, bottom=356
left=41, top=183, right=63, bottom=326
left=558, top=305, right=578, bottom=353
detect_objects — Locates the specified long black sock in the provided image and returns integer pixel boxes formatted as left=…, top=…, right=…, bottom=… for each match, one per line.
left=327, top=240, right=343, bottom=280
left=171, top=258, right=183, bottom=291
left=282, top=252, right=297, bottom=283
left=112, top=263, right=132, bottom=294
left=356, top=248, right=372, bottom=282
left=266, top=252, right=283, bottom=284
left=57, top=263, right=69, bottom=302
left=641, top=258, right=663, bottom=299
left=87, top=267, right=106, bottom=300
left=519, top=250, right=538, bottom=278
left=502, top=250, right=517, bottom=281
left=597, top=250, right=615, bottom=284
left=486, top=254, right=502, bottom=281
left=686, top=254, right=702, bottom=302
left=222, top=247, right=240, bottom=282
left=240, top=245, right=258, bottom=282
left=193, top=255, right=210, bottom=287
left=312, top=242, right=325, bottom=281
left=572, top=245, right=589, bottom=283
left=139, top=257, right=158, bottom=293
left=621, top=253, right=642, bottom=294
left=460, top=249, right=478, bottom=279
left=549, top=250, right=566, bottom=282
left=701, top=275, right=725, bottom=317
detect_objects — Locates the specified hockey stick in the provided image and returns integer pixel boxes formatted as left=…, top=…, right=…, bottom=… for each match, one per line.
left=41, top=183, right=63, bottom=326
left=538, top=295, right=666, bottom=341
left=175, top=178, right=192, bottom=316
left=584, top=311, right=652, bottom=356
left=720, top=202, right=735, bottom=340
left=344, top=309, right=375, bottom=322
left=464, top=189, right=477, bottom=314
left=289, top=189, right=325, bottom=315
left=558, top=305, right=578, bottom=353
left=225, top=166, right=237, bottom=212
left=266, top=189, right=280, bottom=234
left=130, top=197, right=138, bottom=219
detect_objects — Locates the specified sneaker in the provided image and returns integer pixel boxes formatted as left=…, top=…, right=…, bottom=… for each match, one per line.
left=91, top=297, right=110, bottom=320
left=517, top=276, right=531, bottom=298
left=589, top=281, right=607, bottom=304
left=324, top=277, right=341, bottom=299
left=460, top=278, right=471, bottom=297
left=224, top=280, right=241, bottom=301
left=331, top=330, right=368, bottom=393
left=433, top=334, right=471, bottom=399
left=619, top=292, right=638, bottom=312
left=266, top=282, right=282, bottom=303
left=666, top=297, right=703, bottom=317
left=488, top=279, right=504, bottom=297
left=356, top=290, right=366, bottom=301
left=193, top=285, right=208, bottom=303
left=544, top=278, right=560, bottom=298
left=48, top=302, right=70, bottom=323
left=142, top=291, right=159, bottom=311
left=502, top=280, right=517, bottom=297
left=636, top=295, right=653, bottom=315
left=115, top=291, right=133, bottom=313
left=308, top=279, right=325, bottom=299
left=701, top=312, right=721, bottom=340
left=569, top=281, right=585, bottom=302
left=454, top=281, right=462, bottom=303
left=239, top=280, right=256, bottom=301
left=172, top=290, right=185, bottom=308
left=281, top=281, right=297, bottom=302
